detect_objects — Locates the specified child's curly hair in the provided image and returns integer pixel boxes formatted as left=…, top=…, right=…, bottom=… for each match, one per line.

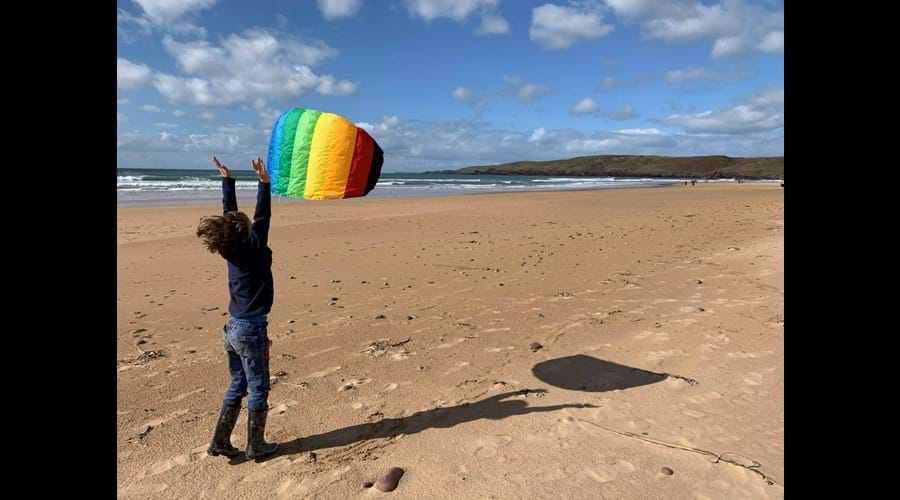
left=196, top=211, right=251, bottom=259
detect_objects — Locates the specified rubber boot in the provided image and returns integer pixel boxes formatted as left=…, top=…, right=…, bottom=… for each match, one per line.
left=207, top=404, right=241, bottom=457
left=245, top=409, right=279, bottom=459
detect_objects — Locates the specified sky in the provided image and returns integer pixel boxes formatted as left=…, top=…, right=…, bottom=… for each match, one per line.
left=117, top=0, right=784, bottom=172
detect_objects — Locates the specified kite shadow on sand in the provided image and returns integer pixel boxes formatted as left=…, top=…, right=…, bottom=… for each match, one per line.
left=532, top=354, right=677, bottom=392
left=236, top=355, right=675, bottom=464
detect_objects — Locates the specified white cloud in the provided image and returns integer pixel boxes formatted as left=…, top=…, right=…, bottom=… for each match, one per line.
left=117, top=122, right=267, bottom=157
left=117, top=58, right=152, bottom=90
left=599, top=76, right=623, bottom=91
left=504, top=76, right=552, bottom=102
left=605, top=0, right=783, bottom=59
left=132, top=0, right=216, bottom=25
left=478, top=14, right=510, bottom=34
left=757, top=30, right=783, bottom=53
left=275, top=13, right=290, bottom=29
left=666, top=67, right=714, bottom=83
left=452, top=86, right=474, bottom=102
left=404, top=0, right=498, bottom=21
left=355, top=115, right=400, bottom=135
left=172, top=109, right=186, bottom=117
left=117, top=98, right=130, bottom=105
left=451, top=86, right=486, bottom=107
left=120, top=114, right=783, bottom=170
left=607, top=105, right=639, bottom=120
left=666, top=66, right=751, bottom=84
left=404, top=0, right=509, bottom=35
left=597, top=73, right=657, bottom=92
left=316, top=76, right=358, bottom=96
left=571, top=97, right=601, bottom=115
left=657, top=87, right=784, bottom=134
left=751, top=87, right=783, bottom=107
left=117, top=113, right=128, bottom=124
left=519, top=84, right=551, bottom=101
left=351, top=115, right=781, bottom=171
left=154, top=30, right=355, bottom=107
left=317, top=0, right=364, bottom=20
left=529, top=127, right=547, bottom=143
left=200, top=111, right=217, bottom=121
left=529, top=3, right=614, bottom=50
left=117, top=8, right=153, bottom=42
left=153, top=122, right=180, bottom=128
left=120, top=0, right=216, bottom=37
left=256, top=107, right=283, bottom=128
left=615, top=127, right=663, bottom=135
left=141, top=104, right=163, bottom=113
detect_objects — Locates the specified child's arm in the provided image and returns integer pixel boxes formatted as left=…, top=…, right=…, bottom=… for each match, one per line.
left=213, top=156, right=238, bottom=214
left=250, top=157, right=271, bottom=247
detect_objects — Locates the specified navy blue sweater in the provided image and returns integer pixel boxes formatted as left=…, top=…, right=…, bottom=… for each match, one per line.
left=222, top=178, right=274, bottom=319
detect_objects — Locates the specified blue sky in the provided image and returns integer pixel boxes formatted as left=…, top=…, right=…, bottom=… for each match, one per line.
left=117, top=0, right=784, bottom=172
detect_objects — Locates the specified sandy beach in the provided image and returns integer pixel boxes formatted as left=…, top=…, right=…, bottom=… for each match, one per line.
left=117, top=184, right=784, bottom=499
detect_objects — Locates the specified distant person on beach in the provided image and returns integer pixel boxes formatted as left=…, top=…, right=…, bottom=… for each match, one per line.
left=691, top=179, right=696, bottom=186
left=196, top=155, right=279, bottom=460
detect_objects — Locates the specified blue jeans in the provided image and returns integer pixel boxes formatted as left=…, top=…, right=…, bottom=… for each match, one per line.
left=222, top=318, right=271, bottom=411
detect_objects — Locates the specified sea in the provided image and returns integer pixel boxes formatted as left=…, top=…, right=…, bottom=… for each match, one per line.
left=117, top=168, right=774, bottom=207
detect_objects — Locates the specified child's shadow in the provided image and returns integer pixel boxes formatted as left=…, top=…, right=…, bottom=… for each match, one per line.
left=238, top=390, right=593, bottom=463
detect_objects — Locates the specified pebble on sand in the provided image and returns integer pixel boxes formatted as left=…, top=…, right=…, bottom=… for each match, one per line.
left=529, top=342, right=543, bottom=352
left=375, top=314, right=386, bottom=320
left=661, top=467, right=674, bottom=476
left=375, top=467, right=405, bottom=492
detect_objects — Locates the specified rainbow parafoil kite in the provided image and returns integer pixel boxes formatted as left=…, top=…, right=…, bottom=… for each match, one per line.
left=266, top=108, right=384, bottom=200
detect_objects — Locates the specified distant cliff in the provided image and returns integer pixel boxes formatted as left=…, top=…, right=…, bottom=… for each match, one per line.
left=432, top=155, right=784, bottom=179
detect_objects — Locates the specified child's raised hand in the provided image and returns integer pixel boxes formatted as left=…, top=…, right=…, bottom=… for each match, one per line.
left=252, top=157, right=271, bottom=183
left=212, top=156, right=231, bottom=178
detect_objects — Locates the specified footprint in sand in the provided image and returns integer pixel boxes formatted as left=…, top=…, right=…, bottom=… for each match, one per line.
left=728, top=350, right=775, bottom=359
left=140, top=444, right=207, bottom=479
left=308, top=366, right=341, bottom=378
left=391, top=349, right=412, bottom=361
left=270, top=400, right=298, bottom=416
left=119, top=483, right=169, bottom=496
left=743, top=372, right=763, bottom=386
left=273, top=466, right=350, bottom=497
left=444, top=361, right=470, bottom=374
left=686, top=391, right=723, bottom=404
left=644, top=350, right=686, bottom=362
left=338, top=378, right=371, bottom=392
left=472, top=435, right=513, bottom=458
left=305, top=346, right=340, bottom=358
left=580, top=459, right=637, bottom=483
left=167, top=388, right=205, bottom=403
left=634, top=330, right=670, bottom=343
left=682, top=408, right=707, bottom=418
left=138, top=409, right=188, bottom=430
left=705, top=332, right=731, bottom=344
left=436, top=337, right=468, bottom=349
left=665, top=378, right=693, bottom=389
